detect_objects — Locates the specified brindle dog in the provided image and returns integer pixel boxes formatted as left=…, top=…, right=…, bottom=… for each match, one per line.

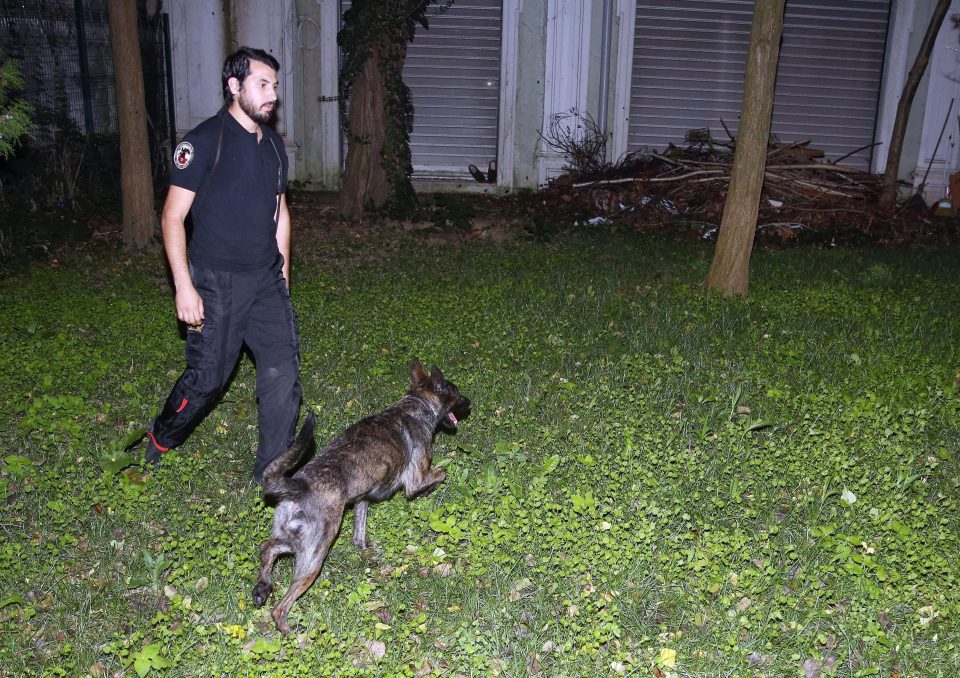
left=252, top=359, right=471, bottom=634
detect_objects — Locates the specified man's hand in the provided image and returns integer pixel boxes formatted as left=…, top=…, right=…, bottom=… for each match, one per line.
left=175, top=282, right=205, bottom=328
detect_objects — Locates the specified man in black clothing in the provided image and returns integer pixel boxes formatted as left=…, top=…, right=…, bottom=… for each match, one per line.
left=147, top=46, right=302, bottom=483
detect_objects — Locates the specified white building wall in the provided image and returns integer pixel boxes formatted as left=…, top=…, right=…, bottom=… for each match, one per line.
left=167, top=0, right=225, bottom=135
left=911, top=0, right=960, bottom=203
left=537, top=0, right=592, bottom=185
left=164, top=0, right=960, bottom=200
left=167, top=0, right=299, bottom=180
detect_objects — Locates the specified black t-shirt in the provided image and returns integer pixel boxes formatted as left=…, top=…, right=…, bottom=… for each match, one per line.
left=170, top=108, right=288, bottom=272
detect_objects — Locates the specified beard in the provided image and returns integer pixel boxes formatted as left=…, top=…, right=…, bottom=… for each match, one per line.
left=238, top=89, right=274, bottom=123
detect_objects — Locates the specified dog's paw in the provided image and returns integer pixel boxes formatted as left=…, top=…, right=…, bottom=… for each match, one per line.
left=252, top=582, right=273, bottom=608
left=272, top=609, right=293, bottom=636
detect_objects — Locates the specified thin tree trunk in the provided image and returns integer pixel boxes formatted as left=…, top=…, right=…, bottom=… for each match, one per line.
left=106, top=0, right=158, bottom=249
left=878, top=0, right=952, bottom=210
left=704, top=0, right=785, bottom=297
left=340, top=54, right=390, bottom=219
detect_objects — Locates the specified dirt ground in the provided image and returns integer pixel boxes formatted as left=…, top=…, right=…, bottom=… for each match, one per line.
left=285, top=182, right=960, bottom=253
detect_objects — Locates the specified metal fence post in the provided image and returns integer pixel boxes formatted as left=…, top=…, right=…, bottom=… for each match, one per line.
left=74, top=0, right=95, bottom=136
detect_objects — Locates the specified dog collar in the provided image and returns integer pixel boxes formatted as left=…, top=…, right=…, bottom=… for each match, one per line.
left=405, top=395, right=435, bottom=412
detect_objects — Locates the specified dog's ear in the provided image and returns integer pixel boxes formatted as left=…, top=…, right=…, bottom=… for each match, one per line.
left=411, top=358, right=428, bottom=385
left=430, top=365, right=445, bottom=389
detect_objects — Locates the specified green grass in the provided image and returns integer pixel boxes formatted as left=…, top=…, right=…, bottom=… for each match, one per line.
left=0, top=229, right=958, bottom=676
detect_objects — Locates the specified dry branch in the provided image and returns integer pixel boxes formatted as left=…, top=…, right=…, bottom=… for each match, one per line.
left=538, top=130, right=944, bottom=247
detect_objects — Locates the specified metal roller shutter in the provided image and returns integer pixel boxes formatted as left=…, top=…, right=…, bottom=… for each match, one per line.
left=628, top=0, right=890, bottom=169
left=341, top=1, right=502, bottom=176
left=404, top=1, right=502, bottom=175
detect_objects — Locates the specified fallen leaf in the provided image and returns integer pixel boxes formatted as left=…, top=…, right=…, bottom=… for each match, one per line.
left=656, top=647, right=677, bottom=668
left=918, top=605, right=939, bottom=625
left=803, top=658, right=822, bottom=678
left=355, top=637, right=386, bottom=666
left=510, top=577, right=534, bottom=600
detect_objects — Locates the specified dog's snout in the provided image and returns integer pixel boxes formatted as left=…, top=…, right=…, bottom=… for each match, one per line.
left=453, top=394, right=471, bottom=421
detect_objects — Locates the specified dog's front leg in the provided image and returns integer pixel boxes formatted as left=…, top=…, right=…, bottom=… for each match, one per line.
left=404, top=461, right=446, bottom=500
left=253, top=538, right=290, bottom=608
left=352, top=500, right=369, bottom=549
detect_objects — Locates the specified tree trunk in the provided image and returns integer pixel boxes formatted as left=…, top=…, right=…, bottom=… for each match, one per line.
left=704, top=0, right=785, bottom=297
left=878, top=0, right=952, bottom=210
left=106, top=0, right=158, bottom=249
left=338, top=0, right=425, bottom=219
left=340, top=54, right=391, bottom=220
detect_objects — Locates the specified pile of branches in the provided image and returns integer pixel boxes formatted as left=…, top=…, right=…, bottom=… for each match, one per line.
left=539, top=129, right=957, bottom=246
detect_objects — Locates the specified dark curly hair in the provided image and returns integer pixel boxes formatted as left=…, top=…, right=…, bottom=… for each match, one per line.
left=221, top=46, right=281, bottom=104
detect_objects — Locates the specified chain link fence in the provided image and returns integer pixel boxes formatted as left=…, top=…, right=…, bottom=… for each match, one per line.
left=0, top=0, right=174, bottom=182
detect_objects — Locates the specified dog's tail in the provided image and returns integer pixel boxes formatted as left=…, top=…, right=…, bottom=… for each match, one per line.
left=262, top=412, right=315, bottom=503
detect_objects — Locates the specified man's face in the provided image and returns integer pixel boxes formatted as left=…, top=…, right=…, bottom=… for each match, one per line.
left=235, top=59, right=278, bottom=123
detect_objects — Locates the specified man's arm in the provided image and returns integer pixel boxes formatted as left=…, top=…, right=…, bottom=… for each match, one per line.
left=275, top=192, right=291, bottom=286
left=161, top=185, right=204, bottom=326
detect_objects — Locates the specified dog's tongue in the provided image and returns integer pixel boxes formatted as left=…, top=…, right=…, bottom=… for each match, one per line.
left=447, top=411, right=458, bottom=426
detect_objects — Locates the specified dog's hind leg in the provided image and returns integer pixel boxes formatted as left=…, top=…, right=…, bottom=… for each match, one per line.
left=253, top=538, right=291, bottom=608
left=352, top=500, right=369, bottom=549
left=271, top=514, right=341, bottom=635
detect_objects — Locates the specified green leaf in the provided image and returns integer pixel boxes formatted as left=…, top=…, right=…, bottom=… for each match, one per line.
left=429, top=517, right=453, bottom=533
left=3, top=455, right=32, bottom=479
left=728, top=383, right=743, bottom=420
left=132, top=644, right=170, bottom=676
left=0, top=595, right=23, bottom=610
left=745, top=419, right=771, bottom=432
left=249, top=636, right=280, bottom=657
left=540, top=454, right=560, bottom=475
left=99, top=450, right=134, bottom=476
left=428, top=510, right=455, bottom=533
left=134, top=656, right=152, bottom=677
left=891, top=521, right=912, bottom=540
left=120, top=427, right=149, bottom=450
left=571, top=492, right=596, bottom=515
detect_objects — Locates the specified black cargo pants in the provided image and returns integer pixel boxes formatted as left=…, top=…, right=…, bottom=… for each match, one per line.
left=150, top=255, right=302, bottom=482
